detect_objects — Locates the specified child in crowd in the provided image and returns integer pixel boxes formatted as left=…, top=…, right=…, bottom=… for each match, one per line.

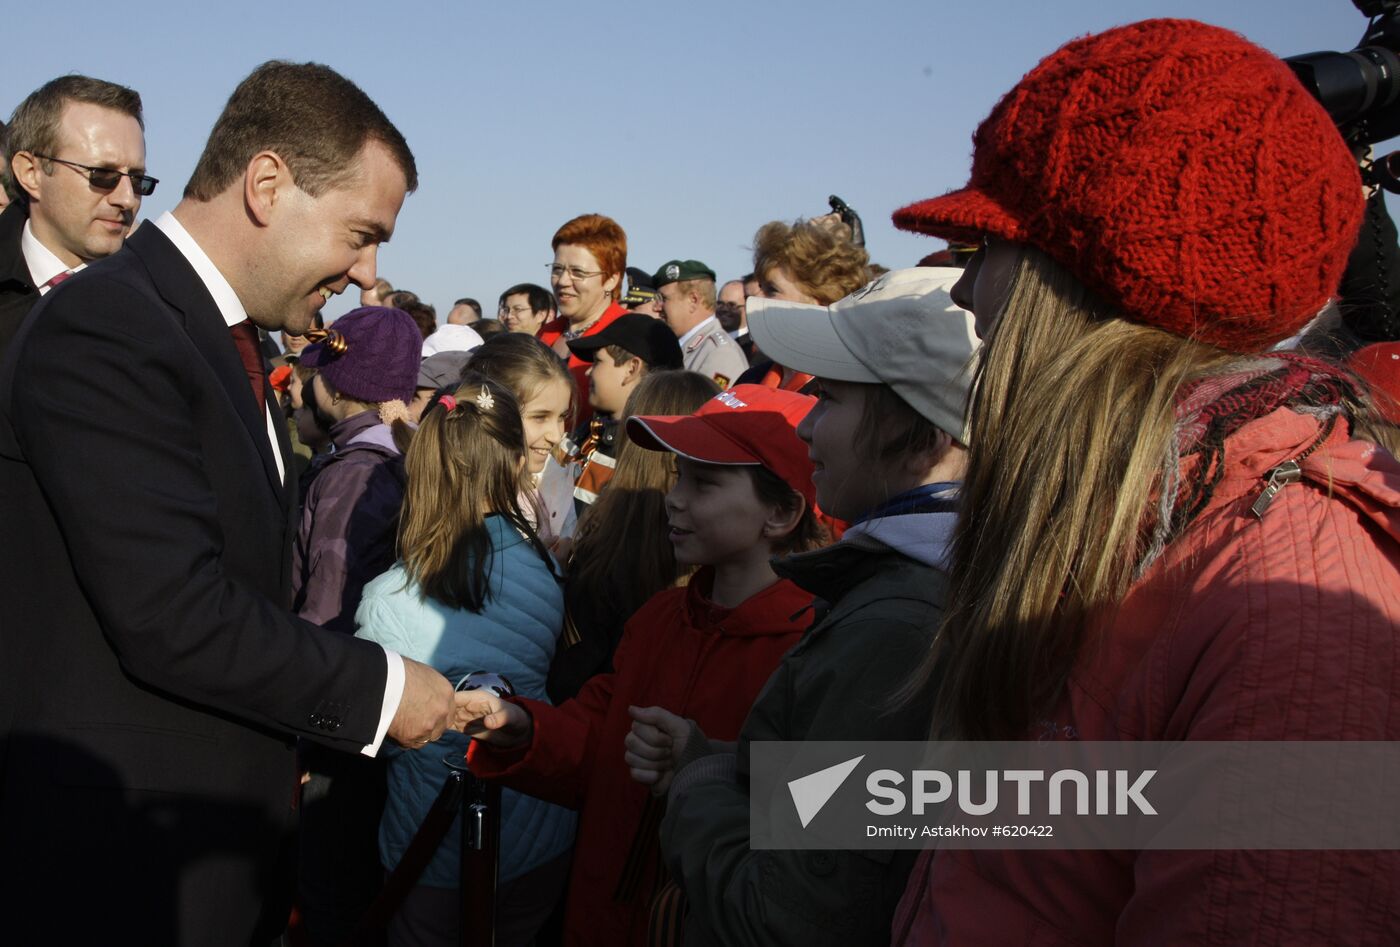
left=456, top=385, right=827, bottom=946
left=354, top=373, right=577, bottom=947
left=466, top=332, right=578, bottom=547
left=629, top=270, right=979, bottom=946
left=292, top=307, right=420, bottom=632
left=565, top=313, right=685, bottom=509
left=888, top=19, right=1400, bottom=943
left=291, top=306, right=422, bottom=947
left=549, top=369, right=720, bottom=702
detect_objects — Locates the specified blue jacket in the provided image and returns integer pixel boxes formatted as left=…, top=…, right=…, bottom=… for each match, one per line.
left=354, top=515, right=576, bottom=887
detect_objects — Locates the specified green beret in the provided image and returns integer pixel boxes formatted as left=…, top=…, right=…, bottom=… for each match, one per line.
left=652, top=259, right=717, bottom=288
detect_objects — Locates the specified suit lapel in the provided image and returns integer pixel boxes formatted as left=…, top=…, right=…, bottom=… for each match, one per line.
left=126, top=226, right=285, bottom=500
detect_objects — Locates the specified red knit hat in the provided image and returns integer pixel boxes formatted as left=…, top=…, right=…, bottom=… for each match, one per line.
left=893, top=18, right=1364, bottom=352
left=1348, top=342, right=1400, bottom=425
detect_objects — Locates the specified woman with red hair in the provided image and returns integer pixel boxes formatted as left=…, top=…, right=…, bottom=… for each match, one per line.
left=540, top=213, right=629, bottom=425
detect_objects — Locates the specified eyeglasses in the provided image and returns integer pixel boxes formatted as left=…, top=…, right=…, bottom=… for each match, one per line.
left=31, top=153, right=158, bottom=196
left=547, top=264, right=604, bottom=282
left=500, top=305, right=536, bottom=318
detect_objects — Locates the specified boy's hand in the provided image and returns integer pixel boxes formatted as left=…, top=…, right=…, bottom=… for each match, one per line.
left=625, top=705, right=693, bottom=795
left=452, top=690, right=532, bottom=747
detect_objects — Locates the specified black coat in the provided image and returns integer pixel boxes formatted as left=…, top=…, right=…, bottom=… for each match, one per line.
left=0, top=222, right=389, bottom=945
left=0, top=202, right=39, bottom=364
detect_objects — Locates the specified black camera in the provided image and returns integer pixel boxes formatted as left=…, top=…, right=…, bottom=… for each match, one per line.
left=1287, top=1, right=1400, bottom=145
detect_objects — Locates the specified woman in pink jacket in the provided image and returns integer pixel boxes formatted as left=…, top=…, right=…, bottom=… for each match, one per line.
left=891, top=18, right=1400, bottom=945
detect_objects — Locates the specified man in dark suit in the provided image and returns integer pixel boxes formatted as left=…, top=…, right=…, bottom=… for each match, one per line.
left=0, top=62, right=461, bottom=945
left=0, top=75, right=148, bottom=361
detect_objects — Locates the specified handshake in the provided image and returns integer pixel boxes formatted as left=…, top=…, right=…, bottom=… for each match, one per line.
left=386, top=658, right=521, bottom=749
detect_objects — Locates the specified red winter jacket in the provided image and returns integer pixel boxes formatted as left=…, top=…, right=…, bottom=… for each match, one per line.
left=468, top=570, right=812, bottom=946
left=894, top=408, right=1400, bottom=946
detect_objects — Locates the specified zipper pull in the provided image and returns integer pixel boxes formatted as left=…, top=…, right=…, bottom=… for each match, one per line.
left=1249, top=460, right=1302, bottom=519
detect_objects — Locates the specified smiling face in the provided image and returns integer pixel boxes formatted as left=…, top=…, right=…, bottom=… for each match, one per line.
left=18, top=101, right=147, bottom=267
left=501, top=291, right=550, bottom=336
left=551, top=243, right=618, bottom=325
left=251, top=140, right=408, bottom=335
left=664, top=457, right=775, bottom=567
left=519, top=377, right=573, bottom=474
left=796, top=379, right=891, bottom=521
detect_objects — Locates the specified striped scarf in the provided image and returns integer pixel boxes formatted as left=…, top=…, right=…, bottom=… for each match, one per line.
left=1138, top=352, right=1357, bottom=573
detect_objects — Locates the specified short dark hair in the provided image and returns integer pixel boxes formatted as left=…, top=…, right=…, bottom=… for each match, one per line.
left=749, top=465, right=827, bottom=555
left=184, top=61, right=417, bottom=202
left=4, top=75, right=144, bottom=204
left=399, top=300, right=437, bottom=339
left=383, top=289, right=419, bottom=310
left=603, top=343, right=643, bottom=369
left=498, top=282, right=555, bottom=315
left=453, top=298, right=483, bottom=318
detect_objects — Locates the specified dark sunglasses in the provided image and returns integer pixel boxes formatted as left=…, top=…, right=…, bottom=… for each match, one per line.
left=31, top=153, right=158, bottom=196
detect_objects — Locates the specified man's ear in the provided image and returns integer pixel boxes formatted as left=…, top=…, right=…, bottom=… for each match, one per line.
left=622, top=357, right=645, bottom=386
left=244, top=151, right=291, bottom=227
left=10, top=152, right=44, bottom=202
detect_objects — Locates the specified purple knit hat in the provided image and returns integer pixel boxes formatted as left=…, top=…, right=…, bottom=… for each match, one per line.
left=299, top=306, right=422, bottom=404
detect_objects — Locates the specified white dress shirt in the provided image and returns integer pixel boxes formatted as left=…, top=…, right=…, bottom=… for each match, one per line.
left=20, top=220, right=86, bottom=294
left=153, top=211, right=404, bottom=756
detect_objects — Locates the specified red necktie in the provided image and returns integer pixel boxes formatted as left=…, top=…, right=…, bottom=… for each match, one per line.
left=44, top=271, right=72, bottom=290
left=229, top=320, right=267, bottom=414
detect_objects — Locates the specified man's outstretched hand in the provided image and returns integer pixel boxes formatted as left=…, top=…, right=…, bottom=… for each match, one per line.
left=452, top=689, right=533, bottom=748
left=387, top=657, right=456, bottom=749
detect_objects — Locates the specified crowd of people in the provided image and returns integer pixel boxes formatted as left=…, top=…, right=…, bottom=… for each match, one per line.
left=2, top=14, right=1400, bottom=947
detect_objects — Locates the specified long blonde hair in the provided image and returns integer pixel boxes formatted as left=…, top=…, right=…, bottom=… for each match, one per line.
left=398, top=372, right=551, bottom=611
left=921, top=248, right=1243, bottom=739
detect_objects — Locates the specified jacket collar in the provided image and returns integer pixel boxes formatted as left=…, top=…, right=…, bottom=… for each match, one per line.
left=683, top=565, right=814, bottom=636
left=124, top=222, right=290, bottom=508
left=0, top=203, right=34, bottom=294
left=773, top=542, right=909, bottom=605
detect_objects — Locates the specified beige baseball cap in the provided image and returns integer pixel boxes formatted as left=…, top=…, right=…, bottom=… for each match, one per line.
left=746, top=267, right=979, bottom=442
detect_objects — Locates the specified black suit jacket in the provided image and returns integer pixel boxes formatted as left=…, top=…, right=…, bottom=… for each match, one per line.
left=0, top=223, right=390, bottom=944
left=0, top=202, right=39, bottom=363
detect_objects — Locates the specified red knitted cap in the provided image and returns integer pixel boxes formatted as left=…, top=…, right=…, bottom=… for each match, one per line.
left=893, top=18, right=1365, bottom=352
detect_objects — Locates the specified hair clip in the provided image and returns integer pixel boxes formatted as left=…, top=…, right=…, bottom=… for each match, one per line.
left=476, top=386, right=495, bottom=411
left=303, top=328, right=348, bottom=356
left=439, top=394, right=457, bottom=412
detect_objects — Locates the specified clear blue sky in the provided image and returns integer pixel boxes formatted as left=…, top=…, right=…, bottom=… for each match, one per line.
left=6, top=0, right=1387, bottom=324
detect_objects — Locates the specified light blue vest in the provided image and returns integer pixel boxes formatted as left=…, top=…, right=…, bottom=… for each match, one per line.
left=354, top=515, right=576, bottom=887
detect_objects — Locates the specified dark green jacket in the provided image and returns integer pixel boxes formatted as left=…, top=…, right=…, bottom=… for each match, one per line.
left=660, top=543, right=948, bottom=946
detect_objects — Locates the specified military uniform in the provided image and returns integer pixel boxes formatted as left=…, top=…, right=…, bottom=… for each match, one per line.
left=681, top=314, right=749, bottom=389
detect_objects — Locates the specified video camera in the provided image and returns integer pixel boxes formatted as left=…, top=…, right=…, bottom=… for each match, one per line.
left=1288, top=1, right=1400, bottom=187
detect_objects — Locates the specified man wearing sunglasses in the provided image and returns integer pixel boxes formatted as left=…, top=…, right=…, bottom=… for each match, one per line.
left=0, top=75, right=150, bottom=360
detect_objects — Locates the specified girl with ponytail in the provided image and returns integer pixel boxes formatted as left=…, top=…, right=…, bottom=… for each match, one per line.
left=354, top=372, right=576, bottom=947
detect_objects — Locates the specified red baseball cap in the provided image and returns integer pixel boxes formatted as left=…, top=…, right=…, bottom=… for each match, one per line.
left=1349, top=342, right=1400, bottom=426
left=627, top=384, right=817, bottom=507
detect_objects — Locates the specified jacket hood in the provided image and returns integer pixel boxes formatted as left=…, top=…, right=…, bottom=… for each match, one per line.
left=683, top=566, right=814, bottom=637
left=839, top=483, right=960, bottom=570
